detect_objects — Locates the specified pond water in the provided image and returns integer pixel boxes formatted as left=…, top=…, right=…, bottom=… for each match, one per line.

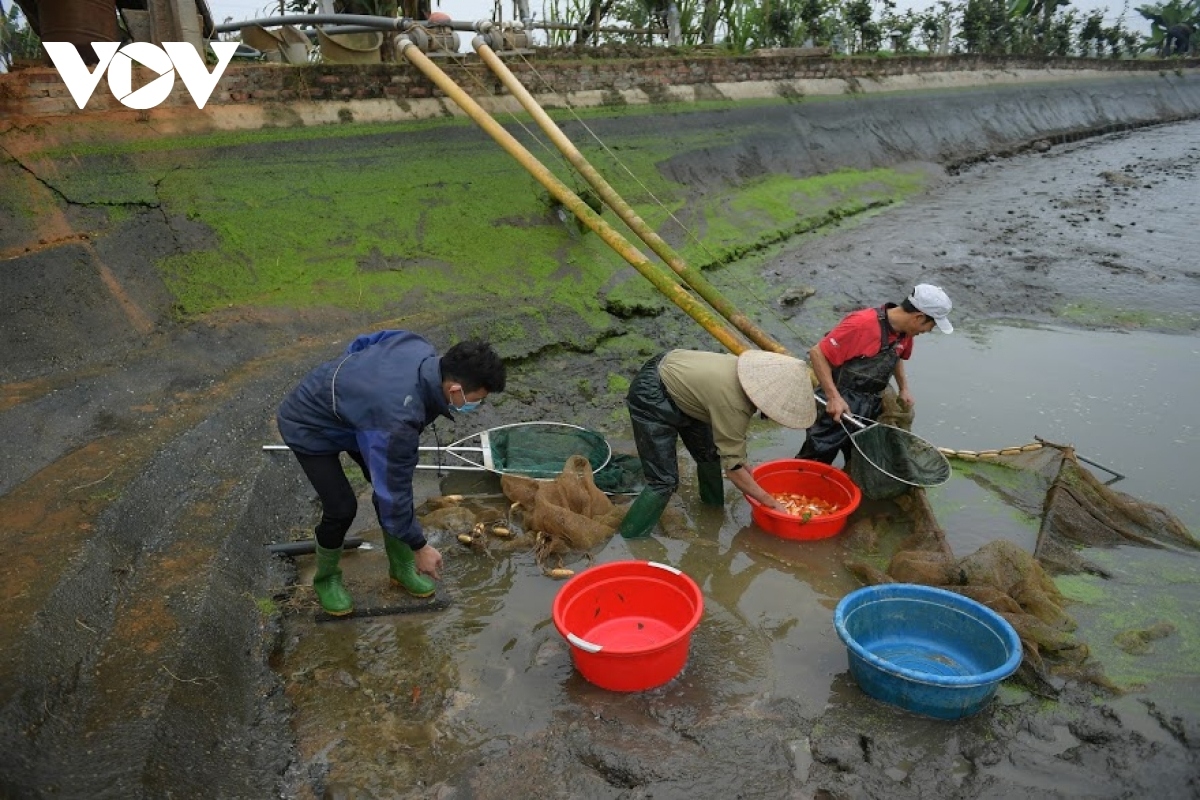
left=907, top=323, right=1200, bottom=532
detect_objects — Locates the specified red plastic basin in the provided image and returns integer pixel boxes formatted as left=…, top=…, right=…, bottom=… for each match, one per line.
left=552, top=560, right=704, bottom=692
left=746, top=459, right=862, bottom=540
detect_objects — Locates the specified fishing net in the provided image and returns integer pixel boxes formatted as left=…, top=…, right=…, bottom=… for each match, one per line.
left=818, top=388, right=950, bottom=500
left=484, top=422, right=644, bottom=494
left=500, top=454, right=627, bottom=568
left=844, top=440, right=1200, bottom=694
left=486, top=422, right=612, bottom=479
left=846, top=421, right=951, bottom=500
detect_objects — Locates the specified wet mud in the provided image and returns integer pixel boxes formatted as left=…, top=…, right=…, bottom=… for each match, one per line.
left=272, top=120, right=1200, bottom=800
left=1, top=79, right=1199, bottom=799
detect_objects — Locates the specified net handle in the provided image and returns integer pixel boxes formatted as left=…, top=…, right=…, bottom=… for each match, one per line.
left=814, top=394, right=869, bottom=430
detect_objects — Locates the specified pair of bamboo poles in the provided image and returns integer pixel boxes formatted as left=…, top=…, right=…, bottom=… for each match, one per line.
left=397, top=35, right=786, bottom=362
left=400, top=37, right=1129, bottom=482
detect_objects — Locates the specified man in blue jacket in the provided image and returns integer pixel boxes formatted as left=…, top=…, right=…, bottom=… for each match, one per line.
left=277, top=330, right=507, bottom=616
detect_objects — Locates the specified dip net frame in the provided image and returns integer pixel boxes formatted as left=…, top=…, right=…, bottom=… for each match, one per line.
left=425, top=421, right=613, bottom=479
left=834, top=409, right=952, bottom=501
left=426, top=421, right=645, bottom=495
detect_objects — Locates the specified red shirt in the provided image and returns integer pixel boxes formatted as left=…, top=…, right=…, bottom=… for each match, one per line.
left=818, top=306, right=914, bottom=367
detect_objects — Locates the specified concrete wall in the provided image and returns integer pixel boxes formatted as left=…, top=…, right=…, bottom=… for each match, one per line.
left=2, top=51, right=1198, bottom=128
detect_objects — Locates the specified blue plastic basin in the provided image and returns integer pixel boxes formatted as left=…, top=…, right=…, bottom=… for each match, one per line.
left=834, top=584, right=1023, bottom=720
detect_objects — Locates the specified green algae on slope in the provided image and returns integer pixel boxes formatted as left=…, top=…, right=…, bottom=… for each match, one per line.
left=135, top=121, right=706, bottom=317
left=1058, top=299, right=1199, bottom=332
left=683, top=167, right=929, bottom=265
left=1057, top=547, right=1200, bottom=691
left=100, top=113, right=928, bottom=320
left=153, top=139, right=632, bottom=319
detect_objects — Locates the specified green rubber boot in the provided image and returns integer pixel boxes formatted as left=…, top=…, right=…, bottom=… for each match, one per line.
left=384, top=536, right=436, bottom=598
left=697, top=462, right=725, bottom=507
left=618, top=490, right=671, bottom=540
left=313, top=544, right=354, bottom=616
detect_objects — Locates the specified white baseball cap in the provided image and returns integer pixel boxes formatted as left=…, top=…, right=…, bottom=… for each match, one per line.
left=909, top=284, right=954, bottom=333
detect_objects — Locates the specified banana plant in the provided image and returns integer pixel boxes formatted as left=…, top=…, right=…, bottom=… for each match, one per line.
left=1135, top=0, right=1200, bottom=54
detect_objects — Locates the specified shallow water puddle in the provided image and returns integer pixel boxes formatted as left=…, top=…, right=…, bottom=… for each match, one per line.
left=276, top=325, right=1198, bottom=795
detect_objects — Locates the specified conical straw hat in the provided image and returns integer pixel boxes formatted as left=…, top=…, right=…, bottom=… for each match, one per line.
left=736, top=351, right=817, bottom=429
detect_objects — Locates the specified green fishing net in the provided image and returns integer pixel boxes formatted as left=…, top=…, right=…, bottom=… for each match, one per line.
left=846, top=421, right=951, bottom=500
left=486, top=423, right=643, bottom=494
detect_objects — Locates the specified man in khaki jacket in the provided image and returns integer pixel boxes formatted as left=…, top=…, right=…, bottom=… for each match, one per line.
left=619, top=349, right=816, bottom=539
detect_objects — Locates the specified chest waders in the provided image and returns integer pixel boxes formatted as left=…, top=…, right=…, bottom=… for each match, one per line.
left=798, top=308, right=904, bottom=464
left=620, top=353, right=724, bottom=539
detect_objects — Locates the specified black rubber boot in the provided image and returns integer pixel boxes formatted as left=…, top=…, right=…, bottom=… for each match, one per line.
left=697, top=462, right=725, bottom=507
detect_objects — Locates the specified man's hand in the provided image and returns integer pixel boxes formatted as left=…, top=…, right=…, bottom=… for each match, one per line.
left=824, top=394, right=850, bottom=422
left=898, top=388, right=915, bottom=409
left=414, top=544, right=443, bottom=581
left=727, top=465, right=787, bottom=512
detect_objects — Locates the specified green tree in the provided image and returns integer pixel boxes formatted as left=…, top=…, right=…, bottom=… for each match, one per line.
left=959, top=0, right=1010, bottom=53
left=699, top=0, right=732, bottom=44
left=1045, top=8, right=1077, bottom=54
left=1078, top=9, right=1105, bottom=55
left=843, top=0, right=873, bottom=51
left=915, top=0, right=953, bottom=53
left=798, top=0, right=827, bottom=43
left=1136, top=0, right=1200, bottom=54
left=0, top=1, right=40, bottom=70
left=881, top=9, right=918, bottom=52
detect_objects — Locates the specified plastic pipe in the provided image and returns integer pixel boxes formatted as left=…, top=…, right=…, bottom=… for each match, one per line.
left=267, top=537, right=364, bottom=555
left=212, top=14, right=493, bottom=35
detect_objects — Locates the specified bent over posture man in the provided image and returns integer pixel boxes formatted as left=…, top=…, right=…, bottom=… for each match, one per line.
left=619, top=349, right=816, bottom=539
left=797, top=283, right=953, bottom=467
left=277, top=330, right=506, bottom=616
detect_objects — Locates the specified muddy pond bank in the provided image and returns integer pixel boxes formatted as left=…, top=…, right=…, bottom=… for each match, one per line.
left=0, top=72, right=1198, bottom=798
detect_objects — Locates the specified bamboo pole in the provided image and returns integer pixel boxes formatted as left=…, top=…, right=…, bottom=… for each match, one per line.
left=396, top=39, right=753, bottom=356
left=472, top=36, right=790, bottom=356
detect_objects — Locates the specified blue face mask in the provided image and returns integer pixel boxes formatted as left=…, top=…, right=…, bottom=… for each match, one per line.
left=451, top=386, right=481, bottom=413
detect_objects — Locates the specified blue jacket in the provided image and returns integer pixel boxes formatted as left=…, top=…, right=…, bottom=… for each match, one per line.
left=277, top=330, right=451, bottom=549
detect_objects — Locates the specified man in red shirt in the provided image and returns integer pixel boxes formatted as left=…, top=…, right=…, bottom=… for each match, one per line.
left=797, top=284, right=953, bottom=466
